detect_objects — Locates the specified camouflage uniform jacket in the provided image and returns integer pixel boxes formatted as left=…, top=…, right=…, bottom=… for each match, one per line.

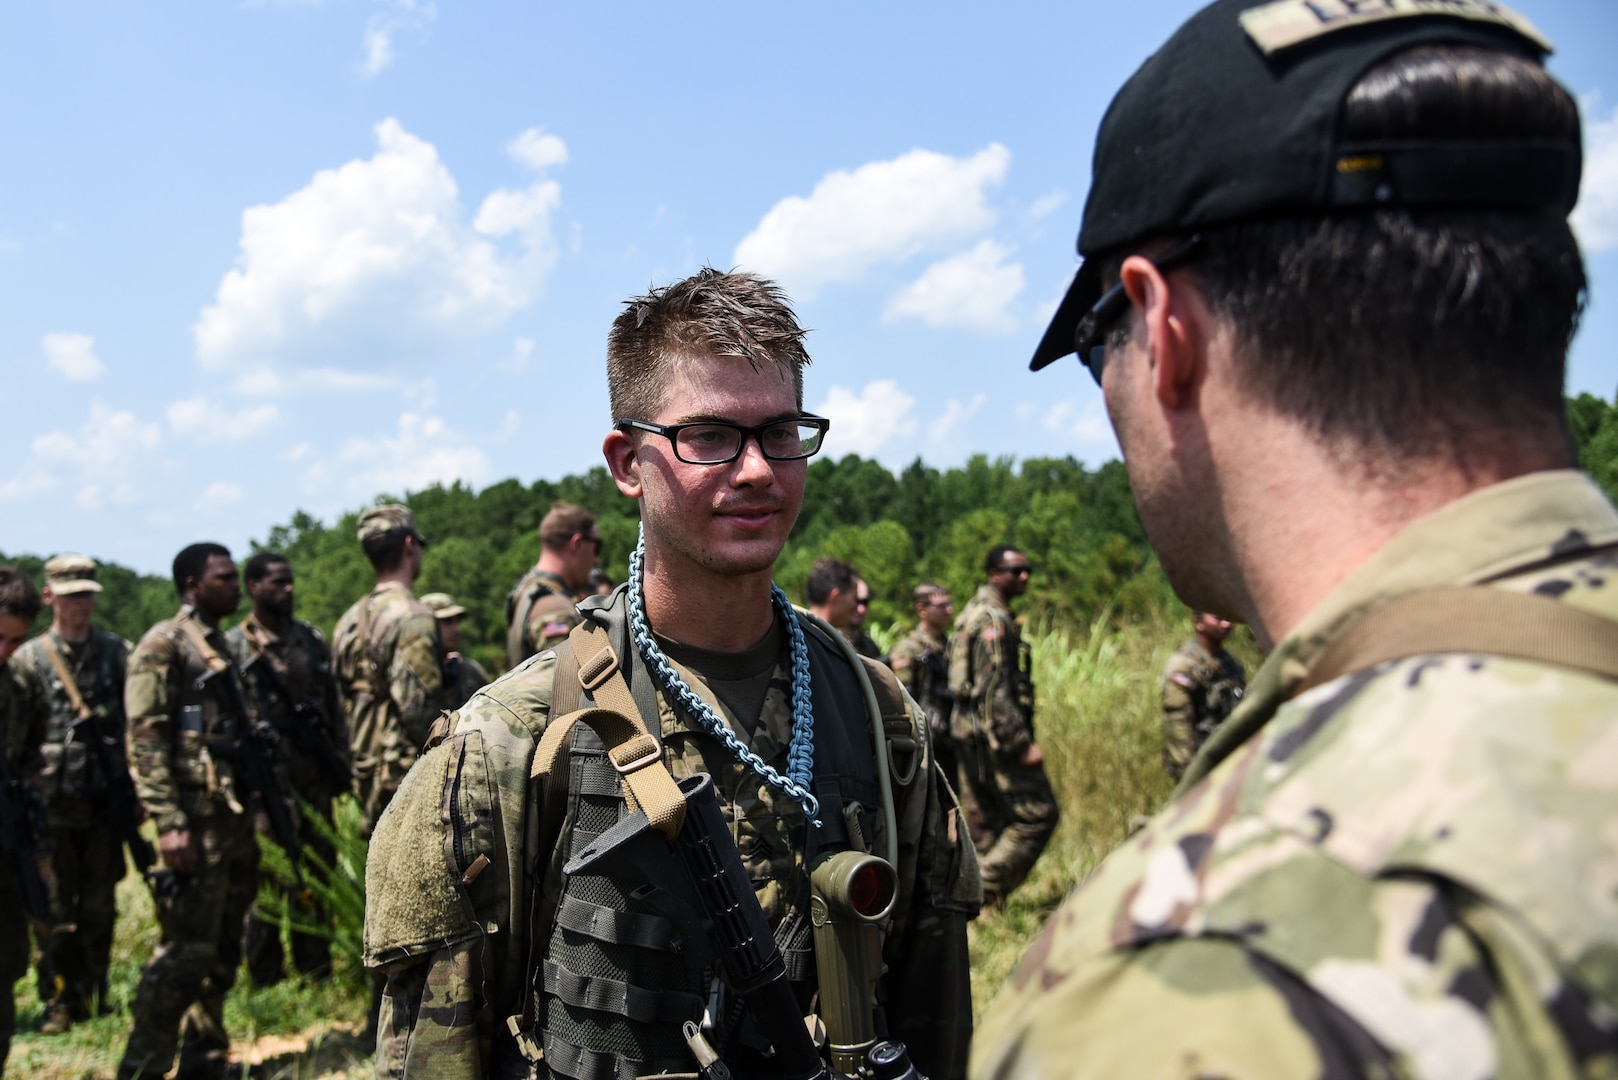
left=333, top=582, right=446, bottom=799
left=124, top=606, right=251, bottom=835
left=1, top=659, right=46, bottom=799
left=889, top=625, right=951, bottom=736
left=12, top=627, right=131, bottom=829
left=506, top=567, right=581, bottom=668
left=365, top=587, right=980, bottom=1080
left=1159, top=637, right=1245, bottom=780
left=226, top=613, right=348, bottom=797
left=949, top=585, right=1033, bottom=756
left=971, top=469, right=1618, bottom=1079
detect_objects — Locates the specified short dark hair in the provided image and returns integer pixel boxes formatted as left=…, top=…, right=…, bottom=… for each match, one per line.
left=244, top=551, right=290, bottom=584
left=986, top=545, right=1022, bottom=574
left=0, top=567, right=43, bottom=622
left=913, top=582, right=947, bottom=608
left=807, top=558, right=858, bottom=606
left=362, top=529, right=411, bottom=573
left=173, top=542, right=232, bottom=594
left=1103, top=45, right=1583, bottom=467
left=539, top=502, right=597, bottom=550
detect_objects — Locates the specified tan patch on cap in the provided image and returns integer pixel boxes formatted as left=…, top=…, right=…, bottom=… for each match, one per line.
left=44, top=553, right=102, bottom=594
left=1239, top=0, right=1551, bottom=56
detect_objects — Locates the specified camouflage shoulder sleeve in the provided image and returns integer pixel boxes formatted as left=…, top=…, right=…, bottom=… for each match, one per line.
left=523, top=590, right=580, bottom=656
left=389, top=606, right=447, bottom=748
left=887, top=635, right=922, bottom=696
left=125, top=623, right=187, bottom=833
left=1160, top=649, right=1198, bottom=777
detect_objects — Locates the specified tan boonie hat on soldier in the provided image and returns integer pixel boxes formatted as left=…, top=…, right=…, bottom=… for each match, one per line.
left=44, top=553, right=102, bottom=595
left=356, top=503, right=428, bottom=546
left=421, top=593, right=467, bottom=620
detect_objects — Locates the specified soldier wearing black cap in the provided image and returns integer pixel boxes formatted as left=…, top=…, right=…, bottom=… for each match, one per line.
left=974, top=1, right=1617, bottom=1075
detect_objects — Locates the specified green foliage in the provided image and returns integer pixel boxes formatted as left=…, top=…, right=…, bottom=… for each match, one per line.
left=1569, top=392, right=1618, bottom=503
left=255, top=796, right=371, bottom=984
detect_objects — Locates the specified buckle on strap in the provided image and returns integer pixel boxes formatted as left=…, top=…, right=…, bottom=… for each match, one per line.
left=578, top=643, right=620, bottom=693
left=609, top=733, right=661, bottom=776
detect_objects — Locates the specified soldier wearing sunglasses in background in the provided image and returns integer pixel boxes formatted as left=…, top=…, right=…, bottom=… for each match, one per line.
left=948, top=545, right=1057, bottom=908
left=972, top=1, right=1618, bottom=1075
left=365, top=268, right=978, bottom=1079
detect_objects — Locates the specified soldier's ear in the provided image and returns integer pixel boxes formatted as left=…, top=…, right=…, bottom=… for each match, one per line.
left=603, top=428, right=643, bottom=499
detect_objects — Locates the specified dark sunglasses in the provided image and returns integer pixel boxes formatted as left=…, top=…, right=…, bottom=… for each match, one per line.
left=1074, top=234, right=1204, bottom=386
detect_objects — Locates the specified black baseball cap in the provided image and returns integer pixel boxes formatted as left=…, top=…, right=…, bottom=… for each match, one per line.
left=1030, top=0, right=1582, bottom=372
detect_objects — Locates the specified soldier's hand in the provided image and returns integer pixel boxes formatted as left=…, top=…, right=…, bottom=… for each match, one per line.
left=1021, top=742, right=1045, bottom=767
left=159, top=828, right=196, bottom=874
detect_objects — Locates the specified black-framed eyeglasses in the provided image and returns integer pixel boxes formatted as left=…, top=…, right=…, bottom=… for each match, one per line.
left=1074, top=234, right=1204, bottom=387
left=581, top=534, right=603, bottom=553
left=996, top=564, right=1033, bottom=578
left=616, top=415, right=831, bottom=465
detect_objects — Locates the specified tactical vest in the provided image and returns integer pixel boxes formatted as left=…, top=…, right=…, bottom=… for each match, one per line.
left=507, top=570, right=570, bottom=668
left=163, top=609, right=249, bottom=807
left=26, top=630, right=125, bottom=803
left=531, top=604, right=896, bottom=1079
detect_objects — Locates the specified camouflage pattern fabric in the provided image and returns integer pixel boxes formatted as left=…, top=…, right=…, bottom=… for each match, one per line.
left=119, top=606, right=259, bottom=1080
left=227, top=613, right=346, bottom=984
left=971, top=470, right=1618, bottom=1079
left=365, top=589, right=981, bottom=1080
left=948, top=584, right=1058, bottom=903
left=0, top=663, right=45, bottom=1075
left=505, top=567, right=580, bottom=667
left=12, top=628, right=130, bottom=1017
left=332, top=582, right=446, bottom=833
left=442, top=653, right=489, bottom=710
left=1159, top=637, right=1245, bottom=780
left=889, top=625, right=958, bottom=792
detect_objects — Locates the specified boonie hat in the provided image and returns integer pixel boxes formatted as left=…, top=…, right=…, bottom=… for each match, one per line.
left=421, top=593, right=468, bottom=620
left=1030, top=0, right=1581, bottom=371
left=356, top=504, right=429, bottom=546
left=44, top=553, right=102, bottom=596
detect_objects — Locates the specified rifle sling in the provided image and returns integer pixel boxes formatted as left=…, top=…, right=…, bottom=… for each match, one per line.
left=1296, top=586, right=1618, bottom=697
left=38, top=633, right=92, bottom=723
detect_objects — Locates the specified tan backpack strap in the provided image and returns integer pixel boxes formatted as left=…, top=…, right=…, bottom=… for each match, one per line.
left=531, top=621, right=686, bottom=841
left=176, top=615, right=231, bottom=676
left=1298, top=586, right=1618, bottom=697
left=39, top=634, right=92, bottom=722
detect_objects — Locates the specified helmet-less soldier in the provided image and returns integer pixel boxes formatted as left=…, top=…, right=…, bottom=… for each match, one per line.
left=948, top=546, right=1058, bottom=907
left=0, top=567, right=46, bottom=1077
left=972, top=2, right=1618, bottom=1076
left=1158, top=611, right=1245, bottom=780
left=226, top=551, right=347, bottom=987
left=10, top=556, right=134, bottom=1033
left=366, top=268, right=980, bottom=1079
left=505, top=503, right=599, bottom=667
left=887, top=584, right=958, bottom=795
left=118, top=543, right=258, bottom=1080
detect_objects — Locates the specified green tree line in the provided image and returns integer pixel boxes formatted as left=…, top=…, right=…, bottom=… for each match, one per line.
left=6, top=393, right=1615, bottom=673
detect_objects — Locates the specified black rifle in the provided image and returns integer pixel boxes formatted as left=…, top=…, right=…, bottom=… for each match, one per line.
left=70, top=709, right=156, bottom=876
left=1, top=736, right=61, bottom=998
left=196, top=666, right=306, bottom=891
left=241, top=651, right=350, bottom=791
left=566, top=773, right=925, bottom=1080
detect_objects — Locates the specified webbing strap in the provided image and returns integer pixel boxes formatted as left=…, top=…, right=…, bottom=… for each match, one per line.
left=554, top=893, right=680, bottom=952
left=540, top=1030, right=650, bottom=1080
left=1298, top=587, right=1618, bottom=697
left=38, top=634, right=91, bottom=722
left=539, top=959, right=705, bottom=1025
left=176, top=615, right=231, bottom=677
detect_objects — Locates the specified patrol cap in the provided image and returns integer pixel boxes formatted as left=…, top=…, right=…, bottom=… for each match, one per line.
left=1030, top=0, right=1580, bottom=372
left=44, top=553, right=102, bottom=596
left=421, top=592, right=467, bottom=620
left=356, top=504, right=428, bottom=547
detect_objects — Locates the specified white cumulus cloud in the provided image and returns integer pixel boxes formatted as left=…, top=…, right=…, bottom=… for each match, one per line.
left=318, top=412, right=491, bottom=499
left=1043, top=398, right=1113, bottom=444
left=813, top=380, right=918, bottom=458
left=0, top=402, right=162, bottom=510
left=360, top=0, right=435, bottom=77
left=883, top=239, right=1025, bottom=335
left=928, top=393, right=987, bottom=444
left=193, top=481, right=245, bottom=512
left=734, top=144, right=1010, bottom=298
left=166, top=396, right=281, bottom=443
left=1573, top=99, right=1618, bottom=254
left=42, top=332, right=105, bottom=382
left=194, top=118, right=564, bottom=392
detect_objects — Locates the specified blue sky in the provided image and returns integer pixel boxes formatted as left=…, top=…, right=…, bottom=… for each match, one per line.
left=2, top=0, right=1615, bottom=575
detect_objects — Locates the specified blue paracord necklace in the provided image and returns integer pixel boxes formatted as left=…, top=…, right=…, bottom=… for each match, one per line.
left=626, top=529, right=822, bottom=825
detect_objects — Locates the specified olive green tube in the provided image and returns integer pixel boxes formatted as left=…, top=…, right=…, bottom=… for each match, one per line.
left=810, top=850, right=898, bottom=1074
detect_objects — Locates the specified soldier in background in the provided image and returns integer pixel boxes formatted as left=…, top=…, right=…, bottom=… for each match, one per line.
left=805, top=556, right=860, bottom=639
left=226, top=551, right=346, bottom=987
left=504, top=502, right=598, bottom=666
left=0, top=567, right=45, bottom=1077
left=972, top=3, right=1615, bottom=1074
left=949, top=546, right=1058, bottom=907
left=422, top=592, right=490, bottom=708
left=848, top=576, right=883, bottom=660
left=117, top=543, right=256, bottom=1080
left=587, top=567, right=615, bottom=597
left=888, top=583, right=958, bottom=791
left=11, top=556, right=131, bottom=1033
left=1159, top=611, right=1244, bottom=780
left=332, top=505, right=447, bottom=837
